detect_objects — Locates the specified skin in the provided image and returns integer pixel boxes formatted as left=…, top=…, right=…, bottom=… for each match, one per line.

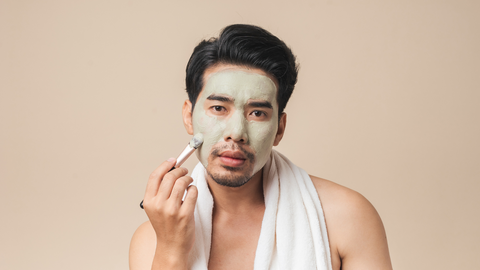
left=129, top=64, right=393, bottom=270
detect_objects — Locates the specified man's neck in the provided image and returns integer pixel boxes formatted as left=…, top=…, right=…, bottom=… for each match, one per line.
left=206, top=169, right=266, bottom=270
left=206, top=169, right=265, bottom=216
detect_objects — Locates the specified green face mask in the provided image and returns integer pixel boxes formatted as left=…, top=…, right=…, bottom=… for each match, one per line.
left=192, top=69, right=279, bottom=181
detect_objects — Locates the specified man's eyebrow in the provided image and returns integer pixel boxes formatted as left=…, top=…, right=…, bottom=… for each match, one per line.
left=247, top=101, right=273, bottom=109
left=206, top=94, right=234, bottom=102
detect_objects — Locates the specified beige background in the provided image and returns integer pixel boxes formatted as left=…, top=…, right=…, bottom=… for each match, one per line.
left=1, top=0, right=479, bottom=269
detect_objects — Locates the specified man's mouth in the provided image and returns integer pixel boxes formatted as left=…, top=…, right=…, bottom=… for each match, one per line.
left=218, top=150, right=247, bottom=167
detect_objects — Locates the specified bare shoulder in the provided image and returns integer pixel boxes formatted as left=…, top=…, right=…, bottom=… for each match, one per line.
left=310, top=176, right=379, bottom=223
left=310, top=176, right=392, bottom=270
left=129, top=221, right=156, bottom=270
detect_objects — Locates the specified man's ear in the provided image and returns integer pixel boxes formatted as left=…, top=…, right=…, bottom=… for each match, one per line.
left=183, top=100, right=194, bottom=135
left=273, top=112, right=287, bottom=146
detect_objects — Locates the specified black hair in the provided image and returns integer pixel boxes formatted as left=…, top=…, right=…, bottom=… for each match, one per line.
left=185, top=24, right=298, bottom=116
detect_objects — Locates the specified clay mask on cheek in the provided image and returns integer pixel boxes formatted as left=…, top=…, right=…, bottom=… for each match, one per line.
left=192, top=70, right=279, bottom=175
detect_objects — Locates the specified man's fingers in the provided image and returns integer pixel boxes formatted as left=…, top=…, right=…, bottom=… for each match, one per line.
left=157, top=167, right=189, bottom=200
left=169, top=176, right=194, bottom=205
left=181, top=185, right=198, bottom=213
left=144, top=158, right=176, bottom=200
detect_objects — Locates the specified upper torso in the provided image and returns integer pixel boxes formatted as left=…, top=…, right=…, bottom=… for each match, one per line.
left=130, top=175, right=391, bottom=270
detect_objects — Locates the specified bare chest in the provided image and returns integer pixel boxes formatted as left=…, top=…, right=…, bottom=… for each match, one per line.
left=207, top=215, right=263, bottom=270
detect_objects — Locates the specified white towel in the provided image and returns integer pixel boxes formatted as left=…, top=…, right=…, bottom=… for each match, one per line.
left=188, top=150, right=332, bottom=270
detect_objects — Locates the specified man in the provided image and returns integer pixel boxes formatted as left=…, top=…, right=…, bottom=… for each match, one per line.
left=130, top=24, right=392, bottom=270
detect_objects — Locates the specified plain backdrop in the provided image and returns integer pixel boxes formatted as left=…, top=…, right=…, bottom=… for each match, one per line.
left=1, top=0, right=479, bottom=269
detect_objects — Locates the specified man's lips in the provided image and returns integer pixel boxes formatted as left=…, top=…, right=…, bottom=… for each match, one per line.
left=218, top=150, right=246, bottom=167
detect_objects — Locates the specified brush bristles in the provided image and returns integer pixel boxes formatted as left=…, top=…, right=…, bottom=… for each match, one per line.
left=189, top=133, right=204, bottom=149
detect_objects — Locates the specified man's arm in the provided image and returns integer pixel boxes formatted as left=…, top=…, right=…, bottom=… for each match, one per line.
left=129, top=221, right=156, bottom=270
left=311, top=176, right=393, bottom=270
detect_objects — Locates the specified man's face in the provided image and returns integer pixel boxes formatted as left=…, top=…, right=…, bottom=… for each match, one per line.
left=191, top=64, right=280, bottom=187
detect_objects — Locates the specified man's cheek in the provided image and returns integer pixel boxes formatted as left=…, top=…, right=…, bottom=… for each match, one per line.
left=249, top=122, right=277, bottom=151
left=194, top=115, right=226, bottom=167
left=194, top=113, right=215, bottom=131
left=249, top=121, right=278, bottom=174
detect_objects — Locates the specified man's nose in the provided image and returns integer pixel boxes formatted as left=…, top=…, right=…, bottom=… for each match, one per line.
left=223, top=111, right=248, bottom=143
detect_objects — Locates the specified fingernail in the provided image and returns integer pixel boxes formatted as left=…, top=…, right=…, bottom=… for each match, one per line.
left=167, top=157, right=175, bottom=163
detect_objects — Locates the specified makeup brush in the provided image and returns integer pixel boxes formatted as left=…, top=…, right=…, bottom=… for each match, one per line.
left=140, top=133, right=204, bottom=209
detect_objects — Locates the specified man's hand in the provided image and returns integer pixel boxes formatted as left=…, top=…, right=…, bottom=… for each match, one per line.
left=142, top=158, right=198, bottom=270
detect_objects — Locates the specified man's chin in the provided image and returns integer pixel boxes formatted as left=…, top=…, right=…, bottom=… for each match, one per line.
left=206, top=168, right=252, bottom=188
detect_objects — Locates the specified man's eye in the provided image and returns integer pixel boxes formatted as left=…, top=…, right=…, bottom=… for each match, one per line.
left=211, top=106, right=225, bottom=112
left=252, top=110, right=266, bottom=117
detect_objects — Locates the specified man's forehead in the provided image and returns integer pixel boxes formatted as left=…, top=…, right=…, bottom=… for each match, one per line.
left=201, top=69, right=277, bottom=102
left=202, top=64, right=278, bottom=86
